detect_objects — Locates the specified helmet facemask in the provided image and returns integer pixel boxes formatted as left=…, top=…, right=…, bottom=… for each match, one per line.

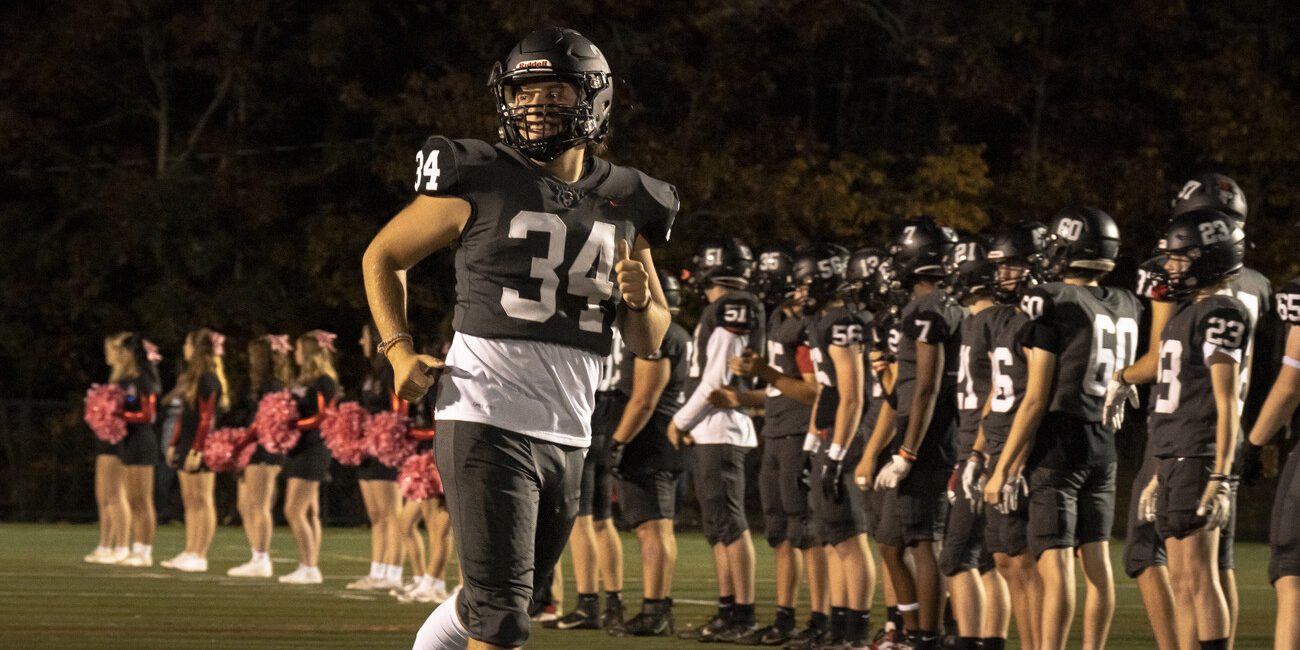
left=492, top=68, right=611, bottom=162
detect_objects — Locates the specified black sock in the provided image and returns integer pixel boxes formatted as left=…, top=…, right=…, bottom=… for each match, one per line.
left=982, top=638, right=1006, bottom=650
left=886, top=605, right=904, bottom=631
left=956, top=637, right=984, bottom=650
left=808, top=611, right=829, bottom=630
left=943, top=599, right=957, bottom=633
left=1199, top=640, right=1228, bottom=650
left=577, top=592, right=599, bottom=614
left=908, top=630, right=941, bottom=650
left=641, top=597, right=670, bottom=614
left=830, top=607, right=848, bottom=639
left=605, top=590, right=622, bottom=606
left=774, top=606, right=796, bottom=631
left=849, top=609, right=871, bottom=643
left=718, top=595, right=736, bottom=620
left=733, top=603, right=756, bottom=626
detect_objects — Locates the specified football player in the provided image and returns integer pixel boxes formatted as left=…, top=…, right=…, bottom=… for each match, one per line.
left=1138, top=210, right=1249, bottom=650
left=941, top=235, right=1014, bottom=650
left=1245, top=275, right=1300, bottom=649
left=363, top=28, right=678, bottom=650
left=984, top=207, right=1142, bottom=650
left=1110, top=173, right=1271, bottom=650
left=863, top=216, right=963, bottom=650
left=602, top=270, right=693, bottom=637
left=668, top=237, right=766, bottom=642
left=720, top=244, right=825, bottom=646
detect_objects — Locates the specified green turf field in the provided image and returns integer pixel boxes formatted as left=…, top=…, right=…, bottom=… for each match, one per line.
left=0, top=522, right=1276, bottom=648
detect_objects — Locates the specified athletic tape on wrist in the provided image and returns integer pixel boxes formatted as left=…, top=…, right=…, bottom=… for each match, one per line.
left=803, top=433, right=822, bottom=453
left=827, top=443, right=847, bottom=461
left=1285, top=356, right=1300, bottom=370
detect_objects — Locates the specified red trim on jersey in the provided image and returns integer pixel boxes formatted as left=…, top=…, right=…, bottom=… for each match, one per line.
left=190, top=393, right=218, bottom=453
left=391, top=393, right=410, bottom=417
left=295, top=393, right=327, bottom=430
left=410, top=426, right=436, bottom=441
left=794, top=345, right=814, bottom=375
left=120, top=394, right=157, bottom=424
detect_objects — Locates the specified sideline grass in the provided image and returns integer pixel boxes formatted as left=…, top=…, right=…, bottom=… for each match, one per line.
left=0, top=522, right=1277, bottom=648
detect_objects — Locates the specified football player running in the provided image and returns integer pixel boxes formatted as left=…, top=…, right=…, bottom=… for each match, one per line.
left=984, top=207, right=1142, bottom=650
left=363, top=28, right=678, bottom=650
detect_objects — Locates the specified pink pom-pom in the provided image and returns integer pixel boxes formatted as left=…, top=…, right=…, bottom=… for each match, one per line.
left=398, top=451, right=443, bottom=501
left=254, top=390, right=300, bottom=454
left=320, top=401, right=368, bottom=466
left=202, top=427, right=256, bottom=473
left=364, top=411, right=418, bottom=468
left=84, top=384, right=128, bottom=444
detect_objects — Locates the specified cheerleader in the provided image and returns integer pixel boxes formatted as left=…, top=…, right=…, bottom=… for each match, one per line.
left=83, top=335, right=138, bottom=564
left=161, top=328, right=229, bottom=573
left=347, top=324, right=405, bottom=591
left=227, top=334, right=294, bottom=578
left=278, top=330, right=339, bottom=585
left=112, top=333, right=162, bottom=567
left=392, top=379, right=452, bottom=604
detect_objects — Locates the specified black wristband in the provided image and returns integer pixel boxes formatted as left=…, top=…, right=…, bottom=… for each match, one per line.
left=624, top=298, right=649, bottom=313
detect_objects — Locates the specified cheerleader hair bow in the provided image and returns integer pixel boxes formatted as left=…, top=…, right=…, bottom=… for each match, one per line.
left=143, top=339, right=162, bottom=365
left=310, top=329, right=338, bottom=353
left=209, top=331, right=226, bottom=357
left=265, top=334, right=292, bottom=355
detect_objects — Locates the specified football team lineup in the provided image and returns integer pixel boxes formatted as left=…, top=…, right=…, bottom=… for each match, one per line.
left=66, top=24, right=1300, bottom=650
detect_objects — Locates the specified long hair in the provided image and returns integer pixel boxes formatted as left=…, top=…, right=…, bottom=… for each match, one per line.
left=296, top=331, right=338, bottom=386
left=248, top=335, right=295, bottom=394
left=167, top=328, right=231, bottom=409
left=105, top=332, right=142, bottom=385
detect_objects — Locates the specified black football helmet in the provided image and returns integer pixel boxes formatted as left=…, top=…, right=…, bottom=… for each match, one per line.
left=844, top=247, right=887, bottom=298
left=657, top=269, right=682, bottom=312
left=752, top=244, right=797, bottom=305
left=1040, top=206, right=1120, bottom=281
left=490, top=28, right=613, bottom=162
left=1158, top=209, right=1245, bottom=299
left=1171, top=173, right=1247, bottom=224
left=890, top=216, right=957, bottom=287
left=944, top=235, right=997, bottom=303
left=987, top=221, right=1046, bottom=301
left=867, top=258, right=909, bottom=312
left=792, top=243, right=850, bottom=311
left=686, top=237, right=754, bottom=291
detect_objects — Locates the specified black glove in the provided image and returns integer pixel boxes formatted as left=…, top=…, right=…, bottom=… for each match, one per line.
left=608, top=440, right=627, bottom=480
left=1239, top=442, right=1263, bottom=487
left=798, top=452, right=814, bottom=493
left=821, top=458, right=846, bottom=503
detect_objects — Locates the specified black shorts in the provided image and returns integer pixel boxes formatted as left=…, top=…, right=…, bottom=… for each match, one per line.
left=1155, top=456, right=1215, bottom=541
left=1123, top=455, right=1165, bottom=578
left=116, top=427, right=158, bottom=466
left=873, top=487, right=905, bottom=548
left=760, top=435, right=815, bottom=549
left=283, top=431, right=330, bottom=481
left=1270, top=444, right=1300, bottom=584
left=895, top=465, right=949, bottom=547
left=940, top=467, right=993, bottom=575
left=984, top=500, right=1030, bottom=558
left=579, top=434, right=613, bottom=520
left=1027, top=462, right=1116, bottom=558
left=248, top=445, right=286, bottom=467
left=694, top=444, right=750, bottom=546
left=356, top=456, right=398, bottom=481
left=438, top=420, right=583, bottom=648
left=617, top=470, right=680, bottom=529
left=809, top=439, right=870, bottom=546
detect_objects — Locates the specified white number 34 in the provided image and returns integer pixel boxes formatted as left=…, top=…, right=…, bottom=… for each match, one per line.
left=414, top=150, right=440, bottom=191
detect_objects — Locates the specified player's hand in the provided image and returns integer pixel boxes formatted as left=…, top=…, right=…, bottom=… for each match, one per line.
left=854, top=455, right=877, bottom=492
left=822, top=458, right=846, bottom=503
left=1138, top=474, right=1159, bottom=523
left=165, top=445, right=177, bottom=467
left=799, top=452, right=815, bottom=493
left=983, top=469, right=1004, bottom=509
left=873, top=453, right=912, bottom=491
left=707, top=387, right=742, bottom=409
left=183, top=449, right=203, bottom=473
left=615, top=239, right=650, bottom=310
left=997, top=472, right=1027, bottom=515
left=608, top=440, right=627, bottom=480
left=729, top=349, right=764, bottom=378
left=1103, top=375, right=1138, bottom=431
left=391, top=349, right=445, bottom=402
left=961, top=455, right=986, bottom=514
left=667, top=420, right=693, bottom=449
left=946, top=467, right=959, bottom=505
left=1197, top=477, right=1232, bottom=530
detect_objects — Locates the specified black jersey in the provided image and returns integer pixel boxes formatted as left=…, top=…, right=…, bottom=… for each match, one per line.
left=1019, top=282, right=1142, bottom=422
left=177, top=372, right=223, bottom=438
left=1149, top=296, right=1251, bottom=458
left=1219, top=268, right=1272, bottom=423
left=616, top=321, right=691, bottom=419
left=983, top=309, right=1033, bottom=458
left=763, top=309, right=814, bottom=438
left=955, top=305, right=1016, bottom=461
left=242, top=378, right=286, bottom=426
left=415, top=137, right=679, bottom=357
left=119, top=375, right=159, bottom=437
left=861, top=311, right=896, bottom=436
left=684, top=290, right=766, bottom=396
left=599, top=331, right=629, bottom=395
left=1277, top=277, right=1300, bottom=328
left=807, top=305, right=869, bottom=431
left=895, top=291, right=965, bottom=467
left=359, top=361, right=397, bottom=414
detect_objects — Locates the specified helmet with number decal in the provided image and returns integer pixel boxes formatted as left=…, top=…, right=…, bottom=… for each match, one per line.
left=844, top=247, right=887, bottom=294
left=489, top=28, right=613, bottom=163
left=1171, top=173, right=1247, bottom=225
left=890, top=215, right=958, bottom=287
left=864, top=257, right=908, bottom=312
left=987, top=221, right=1046, bottom=301
left=657, top=269, right=682, bottom=313
left=687, top=237, right=754, bottom=291
left=792, top=243, right=850, bottom=311
left=1041, top=206, right=1120, bottom=280
left=1159, top=208, right=1245, bottom=299
left=751, top=244, right=797, bottom=305
left=944, top=234, right=997, bottom=303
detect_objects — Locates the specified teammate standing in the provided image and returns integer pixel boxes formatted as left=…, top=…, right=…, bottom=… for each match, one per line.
left=363, top=27, right=677, bottom=650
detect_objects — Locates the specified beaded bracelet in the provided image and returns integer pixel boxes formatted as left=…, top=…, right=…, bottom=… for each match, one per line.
left=377, top=332, right=414, bottom=357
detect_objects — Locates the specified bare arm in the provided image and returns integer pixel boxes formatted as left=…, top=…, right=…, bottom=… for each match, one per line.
left=1119, top=299, right=1175, bottom=385
left=611, top=357, right=671, bottom=444
left=829, top=344, right=866, bottom=448
left=616, top=236, right=671, bottom=359
left=749, top=361, right=819, bottom=405
left=1249, top=326, right=1300, bottom=446
left=1208, top=353, right=1241, bottom=476
left=900, top=340, right=944, bottom=455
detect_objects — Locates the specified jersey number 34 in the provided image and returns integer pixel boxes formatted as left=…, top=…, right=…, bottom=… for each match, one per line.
left=500, top=211, right=617, bottom=333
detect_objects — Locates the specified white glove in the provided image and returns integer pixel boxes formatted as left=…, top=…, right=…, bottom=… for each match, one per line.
left=962, top=455, right=986, bottom=513
left=997, top=473, right=1027, bottom=515
left=1198, top=478, right=1232, bottom=530
left=1138, top=475, right=1159, bottom=523
left=1103, top=377, right=1139, bottom=431
left=874, top=454, right=913, bottom=490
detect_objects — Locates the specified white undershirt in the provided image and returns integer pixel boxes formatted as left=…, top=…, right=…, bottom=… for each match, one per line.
left=673, top=327, right=757, bottom=448
left=435, top=333, right=599, bottom=448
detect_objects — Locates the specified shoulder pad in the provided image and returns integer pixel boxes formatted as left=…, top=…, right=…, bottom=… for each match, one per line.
left=413, top=137, right=497, bottom=198
left=1197, top=298, right=1251, bottom=352
left=601, top=164, right=680, bottom=245
left=1276, top=277, right=1300, bottom=325
left=825, top=309, right=867, bottom=347
left=1019, top=285, right=1056, bottom=321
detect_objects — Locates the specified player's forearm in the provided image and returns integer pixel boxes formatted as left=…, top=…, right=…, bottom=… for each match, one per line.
left=737, top=389, right=767, bottom=409
left=620, top=301, right=670, bottom=359
left=362, top=244, right=412, bottom=356
left=832, top=393, right=863, bottom=448
left=1120, top=349, right=1159, bottom=385
left=612, top=398, right=658, bottom=444
left=757, top=365, right=817, bottom=404
left=1249, top=369, right=1300, bottom=446
left=864, top=400, right=896, bottom=461
left=1211, top=363, right=1240, bottom=475
left=997, top=394, right=1046, bottom=476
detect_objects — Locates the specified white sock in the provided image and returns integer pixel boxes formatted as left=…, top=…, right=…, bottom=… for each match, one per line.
left=431, top=577, right=446, bottom=591
left=386, top=564, right=403, bottom=583
left=370, top=562, right=384, bottom=579
left=113, top=546, right=129, bottom=554
left=133, top=543, right=152, bottom=556
left=414, top=590, right=470, bottom=650
left=252, top=551, right=269, bottom=563
left=94, top=545, right=110, bottom=554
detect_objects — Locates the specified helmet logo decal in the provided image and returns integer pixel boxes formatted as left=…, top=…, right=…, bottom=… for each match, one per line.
left=1177, top=180, right=1202, bottom=201
left=514, top=59, right=553, bottom=70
